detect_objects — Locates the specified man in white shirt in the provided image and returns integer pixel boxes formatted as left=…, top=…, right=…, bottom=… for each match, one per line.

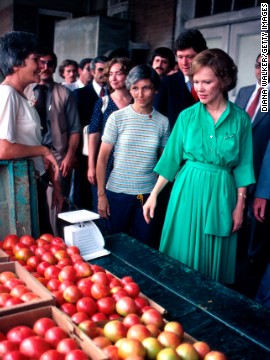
left=66, top=58, right=93, bottom=91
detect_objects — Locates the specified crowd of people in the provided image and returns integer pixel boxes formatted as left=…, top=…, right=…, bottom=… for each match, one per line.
left=0, top=30, right=269, bottom=307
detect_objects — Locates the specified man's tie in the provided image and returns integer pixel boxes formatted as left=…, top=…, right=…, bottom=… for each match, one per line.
left=247, top=87, right=262, bottom=119
left=35, top=85, right=48, bottom=135
left=99, top=87, right=105, bottom=97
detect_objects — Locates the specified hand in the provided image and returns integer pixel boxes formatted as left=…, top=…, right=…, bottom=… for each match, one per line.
left=88, top=166, right=97, bottom=185
left=231, top=205, right=244, bottom=232
left=43, top=150, right=59, bottom=182
left=52, top=187, right=64, bottom=213
left=253, top=197, right=267, bottom=223
left=60, top=155, right=74, bottom=177
left=98, top=194, right=110, bottom=219
left=143, top=194, right=157, bottom=224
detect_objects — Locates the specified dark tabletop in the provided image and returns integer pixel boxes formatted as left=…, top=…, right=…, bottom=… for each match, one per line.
left=91, top=233, right=270, bottom=360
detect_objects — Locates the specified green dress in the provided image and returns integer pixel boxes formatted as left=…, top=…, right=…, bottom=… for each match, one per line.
left=156, top=101, right=255, bottom=284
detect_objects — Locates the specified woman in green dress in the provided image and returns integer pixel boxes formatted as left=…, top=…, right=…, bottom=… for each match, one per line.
left=143, top=49, right=255, bottom=284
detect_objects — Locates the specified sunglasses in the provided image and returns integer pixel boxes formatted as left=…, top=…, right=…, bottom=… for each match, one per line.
left=40, top=60, right=55, bottom=68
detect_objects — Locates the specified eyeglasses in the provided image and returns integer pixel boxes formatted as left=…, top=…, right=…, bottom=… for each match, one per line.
left=40, top=60, right=55, bottom=68
left=255, top=62, right=270, bottom=69
left=130, top=86, right=154, bottom=95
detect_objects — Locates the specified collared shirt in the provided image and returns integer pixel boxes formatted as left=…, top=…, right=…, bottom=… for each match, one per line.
left=92, top=80, right=107, bottom=97
left=185, top=75, right=192, bottom=92
left=65, top=79, right=85, bottom=91
left=245, top=82, right=270, bottom=121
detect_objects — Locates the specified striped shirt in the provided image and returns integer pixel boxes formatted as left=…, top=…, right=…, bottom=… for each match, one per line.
left=102, top=104, right=170, bottom=194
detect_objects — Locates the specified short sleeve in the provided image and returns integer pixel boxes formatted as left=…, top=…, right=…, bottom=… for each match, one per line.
left=101, top=112, right=118, bottom=145
left=154, top=113, right=184, bottom=181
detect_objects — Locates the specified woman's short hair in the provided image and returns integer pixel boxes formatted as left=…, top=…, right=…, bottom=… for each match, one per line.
left=0, top=31, right=42, bottom=77
left=190, top=48, right=238, bottom=92
left=125, top=64, right=161, bottom=91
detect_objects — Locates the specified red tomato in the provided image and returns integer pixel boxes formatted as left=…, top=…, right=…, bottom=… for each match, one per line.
left=56, top=338, right=79, bottom=354
left=41, top=252, right=57, bottom=265
left=44, top=326, right=68, bottom=348
left=74, top=262, right=93, bottom=278
left=96, top=296, right=116, bottom=315
left=46, top=278, right=61, bottom=292
left=0, top=340, right=19, bottom=356
left=115, top=296, right=138, bottom=316
left=0, top=293, right=13, bottom=306
left=0, top=271, right=17, bottom=284
left=90, top=264, right=106, bottom=273
left=39, top=349, right=65, bottom=360
left=2, top=235, right=19, bottom=251
left=91, top=283, right=110, bottom=300
left=26, top=256, right=40, bottom=270
left=12, top=243, right=28, bottom=256
left=66, top=246, right=80, bottom=256
left=36, top=261, right=51, bottom=276
left=58, top=266, right=77, bottom=283
left=19, top=235, right=36, bottom=247
left=123, top=282, right=140, bottom=298
left=76, top=297, right=97, bottom=316
left=51, top=291, right=65, bottom=306
left=63, top=286, right=82, bottom=304
left=121, top=276, right=134, bottom=286
left=204, top=351, right=227, bottom=360
left=65, top=349, right=88, bottom=360
left=44, top=265, right=61, bottom=279
left=71, top=312, right=90, bottom=325
left=91, top=312, right=108, bottom=322
left=20, top=292, right=40, bottom=302
left=2, top=350, right=28, bottom=360
left=60, top=302, right=77, bottom=317
left=77, top=320, right=99, bottom=339
left=33, top=317, right=56, bottom=337
left=7, top=326, right=35, bottom=344
left=91, top=271, right=110, bottom=285
left=20, top=336, right=51, bottom=359
left=58, top=280, right=75, bottom=293
left=40, top=233, right=54, bottom=242
left=5, top=278, right=24, bottom=291
left=5, top=297, right=24, bottom=307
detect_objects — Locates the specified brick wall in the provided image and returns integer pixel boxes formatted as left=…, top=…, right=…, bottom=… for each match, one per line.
left=129, top=0, right=176, bottom=63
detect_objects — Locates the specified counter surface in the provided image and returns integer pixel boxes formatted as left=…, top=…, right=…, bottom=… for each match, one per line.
left=92, top=233, right=270, bottom=359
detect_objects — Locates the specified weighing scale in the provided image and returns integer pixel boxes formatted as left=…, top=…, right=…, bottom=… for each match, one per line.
left=58, top=209, right=110, bottom=261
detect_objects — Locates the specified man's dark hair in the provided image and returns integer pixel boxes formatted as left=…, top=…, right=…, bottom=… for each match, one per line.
left=79, top=58, right=92, bottom=70
left=58, top=59, right=78, bottom=78
left=40, top=47, right=58, bottom=70
left=174, top=29, right=207, bottom=54
left=151, top=47, right=175, bottom=70
left=0, top=31, right=42, bottom=76
left=90, top=56, right=109, bottom=71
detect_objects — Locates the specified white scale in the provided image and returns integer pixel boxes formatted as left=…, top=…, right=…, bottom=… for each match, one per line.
left=58, top=210, right=110, bottom=261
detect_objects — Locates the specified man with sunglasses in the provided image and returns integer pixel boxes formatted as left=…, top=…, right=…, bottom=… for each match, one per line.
left=235, top=52, right=270, bottom=276
left=24, top=48, right=81, bottom=235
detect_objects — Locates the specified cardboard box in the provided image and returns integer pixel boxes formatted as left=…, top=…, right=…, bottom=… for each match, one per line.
left=0, top=249, right=9, bottom=262
left=0, top=262, right=55, bottom=316
left=0, top=306, right=106, bottom=360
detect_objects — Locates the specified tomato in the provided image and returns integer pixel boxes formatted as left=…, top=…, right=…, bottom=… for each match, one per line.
left=90, top=264, right=106, bottom=273
left=117, top=338, right=146, bottom=359
left=92, top=336, right=112, bottom=349
left=76, top=297, right=97, bottom=316
left=20, top=336, right=51, bottom=359
left=51, top=290, right=65, bottom=306
left=204, top=351, right=227, bottom=360
left=20, top=292, right=40, bottom=302
left=127, top=324, right=151, bottom=342
left=44, top=326, right=68, bottom=348
left=58, top=266, right=77, bottom=283
left=74, top=261, right=93, bottom=278
left=2, top=351, right=28, bottom=360
left=0, top=271, right=17, bottom=284
left=12, top=243, right=28, bottom=256
left=123, top=282, right=140, bottom=298
left=91, top=271, right=110, bottom=285
left=141, top=309, right=164, bottom=329
left=193, top=341, right=211, bottom=359
left=19, top=235, right=36, bottom=247
left=66, top=246, right=80, bottom=256
left=142, top=337, right=164, bottom=359
left=91, top=283, right=110, bottom=300
left=0, top=340, right=19, bottom=356
left=39, top=349, right=65, bottom=360
left=91, top=312, right=108, bottom=322
left=40, top=233, right=54, bottom=242
left=2, top=235, right=19, bottom=251
left=60, top=302, right=77, bottom=317
left=77, top=320, right=99, bottom=339
left=164, top=321, right=184, bottom=339
left=41, top=252, right=57, bottom=265
left=103, top=345, right=121, bottom=360
left=7, top=326, right=35, bottom=344
left=121, top=276, right=134, bottom=286
left=33, top=317, right=56, bottom=337
left=65, top=349, right=88, bottom=360
left=122, top=313, right=141, bottom=329
left=44, top=265, right=61, bottom=279
left=96, top=296, right=116, bottom=315
left=5, top=278, right=24, bottom=291
left=58, top=280, right=75, bottom=293
left=115, top=296, right=138, bottom=316
left=36, top=261, right=51, bottom=276
left=0, top=293, right=13, bottom=306
left=71, top=312, right=90, bottom=325
left=156, top=348, right=179, bottom=360
left=5, top=297, right=24, bottom=306
left=46, top=278, right=61, bottom=291
left=103, top=320, right=127, bottom=343
left=56, top=338, right=79, bottom=354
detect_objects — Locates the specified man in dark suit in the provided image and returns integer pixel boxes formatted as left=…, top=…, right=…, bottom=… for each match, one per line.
left=235, top=52, right=270, bottom=273
left=154, top=29, right=207, bottom=131
left=72, top=56, right=109, bottom=210
left=253, top=140, right=270, bottom=308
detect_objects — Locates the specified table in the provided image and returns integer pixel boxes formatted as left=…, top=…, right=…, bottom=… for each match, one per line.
left=92, top=233, right=270, bottom=359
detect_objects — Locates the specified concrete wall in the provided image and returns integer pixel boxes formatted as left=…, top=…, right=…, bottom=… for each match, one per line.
left=54, top=15, right=130, bottom=82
